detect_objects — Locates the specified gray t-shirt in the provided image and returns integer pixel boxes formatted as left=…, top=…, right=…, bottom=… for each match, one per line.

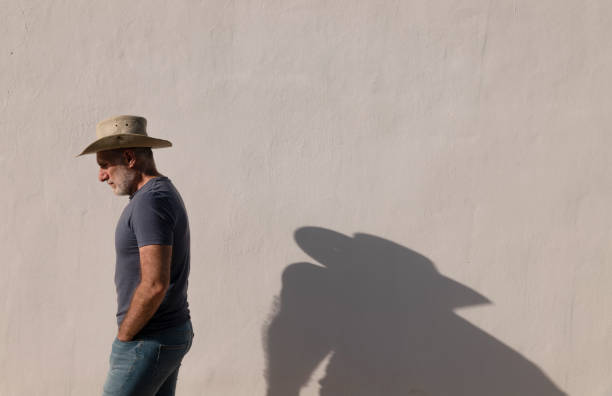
left=114, top=176, right=190, bottom=334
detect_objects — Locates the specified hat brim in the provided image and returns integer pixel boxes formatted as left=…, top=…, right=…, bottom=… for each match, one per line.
left=77, top=134, right=172, bottom=156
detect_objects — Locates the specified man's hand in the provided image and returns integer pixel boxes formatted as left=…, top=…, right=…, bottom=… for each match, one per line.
left=116, top=334, right=132, bottom=342
left=117, top=245, right=172, bottom=341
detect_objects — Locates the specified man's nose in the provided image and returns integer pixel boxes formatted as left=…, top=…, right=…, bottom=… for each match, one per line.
left=99, top=169, right=109, bottom=182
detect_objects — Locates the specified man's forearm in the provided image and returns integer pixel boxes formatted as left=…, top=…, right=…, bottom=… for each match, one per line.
left=117, top=284, right=167, bottom=341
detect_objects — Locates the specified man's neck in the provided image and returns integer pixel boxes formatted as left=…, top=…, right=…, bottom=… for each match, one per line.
left=133, top=172, right=162, bottom=194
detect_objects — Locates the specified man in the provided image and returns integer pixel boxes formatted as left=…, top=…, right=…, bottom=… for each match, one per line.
left=79, top=115, right=193, bottom=395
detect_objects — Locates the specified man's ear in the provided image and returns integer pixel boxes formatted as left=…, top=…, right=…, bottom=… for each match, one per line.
left=123, top=149, right=137, bottom=168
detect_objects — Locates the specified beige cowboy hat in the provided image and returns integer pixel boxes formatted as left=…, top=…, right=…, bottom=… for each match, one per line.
left=77, top=115, right=172, bottom=156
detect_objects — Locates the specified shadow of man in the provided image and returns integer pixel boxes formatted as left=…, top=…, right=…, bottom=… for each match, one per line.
left=264, top=227, right=566, bottom=396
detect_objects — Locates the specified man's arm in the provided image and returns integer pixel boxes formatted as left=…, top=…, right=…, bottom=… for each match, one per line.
left=117, top=244, right=172, bottom=341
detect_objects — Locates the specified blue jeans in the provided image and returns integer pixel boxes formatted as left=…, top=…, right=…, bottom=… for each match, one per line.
left=103, top=320, right=194, bottom=396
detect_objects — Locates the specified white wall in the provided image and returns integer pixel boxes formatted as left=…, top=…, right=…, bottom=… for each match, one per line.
left=2, top=1, right=611, bottom=395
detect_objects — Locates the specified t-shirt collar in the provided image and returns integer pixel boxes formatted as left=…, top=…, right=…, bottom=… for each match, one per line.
left=129, top=176, right=167, bottom=200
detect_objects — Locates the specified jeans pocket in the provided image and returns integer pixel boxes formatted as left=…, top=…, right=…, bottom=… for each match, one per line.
left=110, top=339, right=142, bottom=367
left=152, top=343, right=190, bottom=382
left=156, top=343, right=189, bottom=361
left=104, top=340, right=144, bottom=395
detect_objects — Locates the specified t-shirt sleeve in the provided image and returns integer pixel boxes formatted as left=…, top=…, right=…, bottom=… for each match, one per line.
left=131, top=192, right=176, bottom=247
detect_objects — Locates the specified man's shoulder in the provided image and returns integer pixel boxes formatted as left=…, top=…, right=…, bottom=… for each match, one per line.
left=134, top=177, right=176, bottom=199
left=132, top=178, right=186, bottom=214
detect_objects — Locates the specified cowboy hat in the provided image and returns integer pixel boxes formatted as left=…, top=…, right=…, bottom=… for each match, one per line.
left=77, top=115, right=172, bottom=156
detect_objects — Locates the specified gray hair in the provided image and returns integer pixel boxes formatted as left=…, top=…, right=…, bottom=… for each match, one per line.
left=106, top=147, right=157, bottom=175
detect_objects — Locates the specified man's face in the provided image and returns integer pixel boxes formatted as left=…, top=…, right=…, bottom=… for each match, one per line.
left=96, top=150, right=138, bottom=196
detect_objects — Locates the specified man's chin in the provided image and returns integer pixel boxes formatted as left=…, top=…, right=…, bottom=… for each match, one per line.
left=110, top=186, right=129, bottom=196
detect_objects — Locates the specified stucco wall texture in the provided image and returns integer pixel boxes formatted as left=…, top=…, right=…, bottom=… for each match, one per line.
left=1, top=1, right=611, bottom=395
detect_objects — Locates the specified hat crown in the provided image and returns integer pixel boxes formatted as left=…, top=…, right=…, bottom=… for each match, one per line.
left=96, top=115, right=148, bottom=139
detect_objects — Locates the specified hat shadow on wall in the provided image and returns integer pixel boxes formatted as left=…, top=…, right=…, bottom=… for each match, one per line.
left=264, top=227, right=566, bottom=396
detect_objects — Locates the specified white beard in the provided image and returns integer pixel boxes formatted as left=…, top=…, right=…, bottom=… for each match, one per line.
left=110, top=166, right=139, bottom=196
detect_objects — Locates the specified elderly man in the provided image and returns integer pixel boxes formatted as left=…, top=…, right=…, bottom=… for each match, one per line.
left=79, top=115, right=193, bottom=396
